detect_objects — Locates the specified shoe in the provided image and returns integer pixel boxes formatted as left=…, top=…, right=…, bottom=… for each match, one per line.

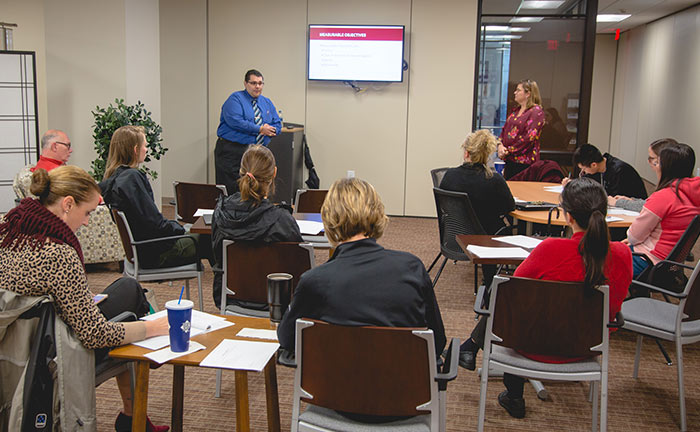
left=115, top=412, right=170, bottom=432
left=498, top=390, right=525, bottom=419
left=458, top=349, right=476, bottom=371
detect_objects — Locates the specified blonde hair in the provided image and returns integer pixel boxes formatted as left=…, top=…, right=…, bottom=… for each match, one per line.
left=237, top=144, right=276, bottom=204
left=462, top=129, right=498, bottom=178
left=103, top=125, right=145, bottom=180
left=321, top=178, right=389, bottom=246
left=518, top=79, right=541, bottom=109
left=30, top=165, right=101, bottom=206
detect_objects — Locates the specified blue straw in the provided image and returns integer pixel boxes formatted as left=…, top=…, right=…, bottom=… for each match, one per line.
left=178, top=285, right=185, bottom=304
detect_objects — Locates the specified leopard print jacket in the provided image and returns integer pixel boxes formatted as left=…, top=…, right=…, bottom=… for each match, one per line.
left=0, top=235, right=125, bottom=349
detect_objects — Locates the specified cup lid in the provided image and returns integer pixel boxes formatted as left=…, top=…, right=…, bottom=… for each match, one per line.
left=267, top=273, right=293, bottom=280
left=165, top=299, right=194, bottom=310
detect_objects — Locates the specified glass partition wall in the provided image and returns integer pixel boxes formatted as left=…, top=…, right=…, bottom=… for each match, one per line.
left=474, top=0, right=597, bottom=172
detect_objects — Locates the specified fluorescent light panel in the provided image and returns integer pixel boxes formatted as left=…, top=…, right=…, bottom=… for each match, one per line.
left=510, top=17, right=544, bottom=23
left=485, top=35, right=522, bottom=40
left=483, top=25, right=531, bottom=32
left=597, top=14, right=631, bottom=22
left=521, top=1, right=565, bottom=9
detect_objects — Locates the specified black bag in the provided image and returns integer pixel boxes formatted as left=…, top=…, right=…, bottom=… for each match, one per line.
left=21, top=302, right=56, bottom=431
left=303, top=135, right=320, bottom=189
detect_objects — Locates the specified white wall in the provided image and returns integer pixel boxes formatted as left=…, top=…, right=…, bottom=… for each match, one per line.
left=587, top=34, right=617, bottom=153
left=610, top=4, right=700, bottom=182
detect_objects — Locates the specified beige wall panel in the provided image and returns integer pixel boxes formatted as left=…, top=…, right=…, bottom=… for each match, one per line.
left=588, top=34, right=616, bottom=153
left=208, top=0, right=307, bottom=184
left=306, top=0, right=410, bottom=215
left=1, top=0, right=48, bottom=137
left=404, top=0, right=478, bottom=216
left=160, top=0, right=208, bottom=190
left=44, top=0, right=126, bottom=173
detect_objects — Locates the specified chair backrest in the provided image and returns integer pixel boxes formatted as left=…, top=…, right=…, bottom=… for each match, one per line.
left=294, top=319, right=437, bottom=417
left=223, top=240, right=314, bottom=304
left=433, top=187, right=486, bottom=260
left=679, top=260, right=700, bottom=322
left=111, top=209, right=136, bottom=264
left=666, top=215, right=700, bottom=264
left=487, top=276, right=608, bottom=358
left=173, top=181, right=227, bottom=224
left=641, top=215, right=700, bottom=291
left=293, top=189, right=328, bottom=214
left=430, top=167, right=449, bottom=188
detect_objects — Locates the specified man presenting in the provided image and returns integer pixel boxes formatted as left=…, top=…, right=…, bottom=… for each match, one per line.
left=32, top=129, right=73, bottom=172
left=215, top=69, right=281, bottom=195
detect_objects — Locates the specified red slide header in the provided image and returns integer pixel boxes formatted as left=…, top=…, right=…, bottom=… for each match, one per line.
left=310, top=26, right=403, bottom=41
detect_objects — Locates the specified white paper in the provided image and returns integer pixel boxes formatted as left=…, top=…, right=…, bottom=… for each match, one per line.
left=492, top=235, right=543, bottom=250
left=132, top=329, right=205, bottom=350
left=465, top=245, right=530, bottom=259
left=237, top=328, right=279, bottom=341
left=296, top=220, right=324, bottom=235
left=193, top=208, right=215, bottom=217
left=199, top=339, right=280, bottom=372
left=608, top=208, right=640, bottom=217
left=143, top=341, right=206, bottom=364
left=135, top=310, right=233, bottom=350
left=543, top=185, right=564, bottom=193
left=605, top=216, right=624, bottom=223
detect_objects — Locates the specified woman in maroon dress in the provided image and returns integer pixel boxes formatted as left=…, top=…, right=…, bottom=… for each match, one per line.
left=497, top=79, right=546, bottom=179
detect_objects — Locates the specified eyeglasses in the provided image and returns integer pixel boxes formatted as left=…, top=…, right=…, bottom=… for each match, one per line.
left=55, top=141, right=72, bottom=149
left=247, top=80, right=264, bottom=86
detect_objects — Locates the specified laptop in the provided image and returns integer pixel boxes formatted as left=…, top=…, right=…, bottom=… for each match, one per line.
left=514, top=201, right=559, bottom=211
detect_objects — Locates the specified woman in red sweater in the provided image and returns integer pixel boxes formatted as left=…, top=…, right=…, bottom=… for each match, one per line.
left=495, top=177, right=633, bottom=418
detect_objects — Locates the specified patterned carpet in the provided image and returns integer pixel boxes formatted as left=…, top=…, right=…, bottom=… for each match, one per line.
left=88, top=210, right=700, bottom=431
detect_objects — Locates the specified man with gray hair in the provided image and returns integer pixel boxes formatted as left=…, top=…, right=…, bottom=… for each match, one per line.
left=31, top=129, right=72, bottom=172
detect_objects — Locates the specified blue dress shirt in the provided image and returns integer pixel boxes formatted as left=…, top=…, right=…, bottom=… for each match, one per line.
left=217, top=90, right=282, bottom=145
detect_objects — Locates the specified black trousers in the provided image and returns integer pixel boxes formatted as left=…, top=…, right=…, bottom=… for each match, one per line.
left=215, top=137, right=248, bottom=196
left=94, top=277, right=150, bottom=364
left=504, top=161, right=530, bottom=180
left=503, top=373, right=526, bottom=398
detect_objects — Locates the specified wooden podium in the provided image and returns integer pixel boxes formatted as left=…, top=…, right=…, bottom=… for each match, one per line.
left=268, top=126, right=304, bottom=204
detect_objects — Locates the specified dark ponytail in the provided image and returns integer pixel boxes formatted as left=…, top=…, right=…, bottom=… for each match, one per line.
left=560, top=178, right=610, bottom=290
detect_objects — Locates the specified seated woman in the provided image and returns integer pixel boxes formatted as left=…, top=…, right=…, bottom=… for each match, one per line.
left=439, top=129, right=515, bottom=235
left=608, top=138, right=677, bottom=212
left=211, top=144, right=302, bottom=309
left=278, top=176, right=446, bottom=359
left=0, top=166, right=169, bottom=432
left=100, top=125, right=207, bottom=268
left=625, top=143, right=700, bottom=278
left=498, top=177, right=632, bottom=419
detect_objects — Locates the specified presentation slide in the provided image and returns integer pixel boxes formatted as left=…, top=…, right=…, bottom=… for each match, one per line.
left=308, top=25, right=404, bottom=82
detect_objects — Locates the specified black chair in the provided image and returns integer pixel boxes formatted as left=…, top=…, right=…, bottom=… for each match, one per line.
left=430, top=187, right=509, bottom=291
left=430, top=167, right=450, bottom=188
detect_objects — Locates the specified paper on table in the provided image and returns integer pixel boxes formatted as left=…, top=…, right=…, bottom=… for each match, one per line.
left=193, top=208, right=215, bottom=217
left=296, top=220, right=324, bottom=235
left=135, top=310, right=233, bottom=350
left=466, top=245, right=530, bottom=259
left=608, top=208, right=640, bottom=217
left=605, top=216, right=624, bottom=223
left=492, top=235, right=543, bottom=250
left=237, top=328, right=279, bottom=341
left=132, top=328, right=205, bottom=350
left=144, top=341, right=206, bottom=364
left=543, top=185, right=564, bottom=193
left=199, top=339, right=280, bottom=372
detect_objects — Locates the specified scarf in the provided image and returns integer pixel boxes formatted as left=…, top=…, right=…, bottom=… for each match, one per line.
left=0, top=197, right=84, bottom=264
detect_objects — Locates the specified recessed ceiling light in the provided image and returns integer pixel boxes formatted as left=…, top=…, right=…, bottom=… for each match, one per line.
left=510, top=17, right=544, bottom=23
left=597, top=14, right=631, bottom=22
left=521, top=1, right=565, bottom=9
left=485, top=35, right=523, bottom=40
left=483, top=26, right=531, bottom=32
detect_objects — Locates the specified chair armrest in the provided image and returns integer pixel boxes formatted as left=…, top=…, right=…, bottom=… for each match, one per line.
left=474, top=285, right=490, bottom=316
left=630, top=280, right=688, bottom=299
left=435, top=337, right=460, bottom=390
left=654, top=259, right=695, bottom=271
left=108, top=311, right=138, bottom=323
left=607, top=311, right=624, bottom=329
left=276, top=348, right=296, bottom=368
left=131, top=234, right=197, bottom=246
left=493, top=224, right=515, bottom=236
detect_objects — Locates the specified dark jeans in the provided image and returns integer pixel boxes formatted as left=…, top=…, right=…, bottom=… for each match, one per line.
left=138, top=234, right=199, bottom=269
left=94, top=277, right=151, bottom=364
left=215, top=137, right=248, bottom=196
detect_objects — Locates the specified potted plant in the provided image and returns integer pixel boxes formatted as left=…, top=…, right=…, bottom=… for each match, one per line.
left=90, top=98, right=167, bottom=181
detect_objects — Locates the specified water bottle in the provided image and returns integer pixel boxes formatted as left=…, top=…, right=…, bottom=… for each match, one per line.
left=278, top=109, right=284, bottom=129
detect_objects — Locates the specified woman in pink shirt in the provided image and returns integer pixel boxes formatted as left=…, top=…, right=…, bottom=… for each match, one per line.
left=626, top=143, right=700, bottom=278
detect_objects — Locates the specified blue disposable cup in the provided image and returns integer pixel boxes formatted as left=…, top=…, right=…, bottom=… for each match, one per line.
left=166, top=299, right=194, bottom=352
left=494, top=161, right=505, bottom=175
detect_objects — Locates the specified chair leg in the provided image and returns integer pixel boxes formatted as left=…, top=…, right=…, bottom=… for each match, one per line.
left=439, top=389, right=447, bottom=432
left=529, top=379, right=547, bottom=400
left=633, top=335, right=643, bottom=379
left=432, top=257, right=448, bottom=288
left=655, top=338, right=673, bottom=366
left=591, top=380, right=599, bottom=432
left=427, top=252, right=442, bottom=273
left=185, top=280, right=191, bottom=301
left=474, top=264, right=479, bottom=295
left=477, top=357, right=489, bottom=431
left=215, top=369, right=222, bottom=398
left=197, top=273, right=204, bottom=312
left=676, top=341, right=687, bottom=431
